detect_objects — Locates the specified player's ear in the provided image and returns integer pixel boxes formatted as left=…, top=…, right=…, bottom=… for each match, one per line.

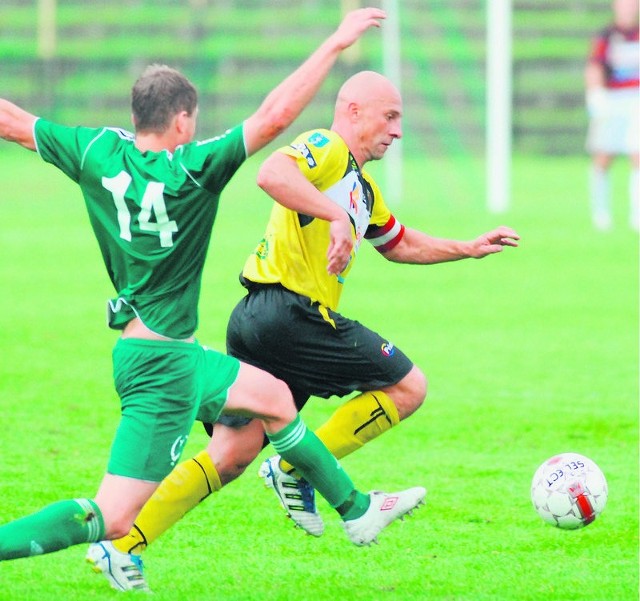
left=347, top=102, right=360, bottom=123
left=175, top=111, right=191, bottom=134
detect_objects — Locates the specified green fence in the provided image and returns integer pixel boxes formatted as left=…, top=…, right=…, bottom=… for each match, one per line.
left=1, top=0, right=610, bottom=155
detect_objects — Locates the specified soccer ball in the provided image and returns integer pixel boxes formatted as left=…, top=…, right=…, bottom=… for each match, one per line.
left=531, top=452, right=607, bottom=530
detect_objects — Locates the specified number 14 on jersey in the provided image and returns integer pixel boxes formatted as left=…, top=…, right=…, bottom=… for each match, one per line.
left=103, top=171, right=178, bottom=248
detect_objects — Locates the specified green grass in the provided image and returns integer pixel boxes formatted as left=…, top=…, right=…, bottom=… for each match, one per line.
left=0, top=147, right=637, bottom=600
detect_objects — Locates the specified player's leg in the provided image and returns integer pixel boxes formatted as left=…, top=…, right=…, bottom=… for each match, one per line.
left=624, top=87, right=639, bottom=231
left=106, top=352, right=268, bottom=558
left=1, top=339, right=197, bottom=563
left=229, top=286, right=426, bottom=532
left=264, top=377, right=422, bottom=535
left=227, top=361, right=425, bottom=545
left=629, top=153, right=639, bottom=231
left=226, top=362, right=362, bottom=510
left=0, top=454, right=160, bottom=563
left=230, top=286, right=425, bottom=466
left=84, top=339, right=200, bottom=591
left=109, top=419, right=263, bottom=556
left=590, top=152, right=614, bottom=230
left=277, top=305, right=426, bottom=473
left=86, top=346, right=288, bottom=591
left=84, top=476, right=160, bottom=594
left=304, top=365, right=425, bottom=464
left=96, top=338, right=200, bottom=540
left=0, top=497, right=106, bottom=561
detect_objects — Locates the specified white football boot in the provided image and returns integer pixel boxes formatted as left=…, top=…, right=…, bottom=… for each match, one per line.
left=343, top=487, right=426, bottom=546
left=86, top=540, right=151, bottom=593
left=258, top=455, right=324, bottom=537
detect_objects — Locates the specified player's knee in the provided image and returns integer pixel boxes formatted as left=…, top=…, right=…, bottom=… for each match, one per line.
left=262, top=378, right=297, bottom=425
left=407, top=367, right=427, bottom=413
left=208, top=420, right=265, bottom=485
left=215, top=453, right=252, bottom=485
left=390, top=366, right=427, bottom=420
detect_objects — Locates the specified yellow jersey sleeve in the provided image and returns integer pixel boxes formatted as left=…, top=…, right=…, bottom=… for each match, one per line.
left=242, top=129, right=404, bottom=310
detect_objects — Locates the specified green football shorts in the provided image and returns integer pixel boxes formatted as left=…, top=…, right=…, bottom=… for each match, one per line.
left=108, top=337, right=240, bottom=481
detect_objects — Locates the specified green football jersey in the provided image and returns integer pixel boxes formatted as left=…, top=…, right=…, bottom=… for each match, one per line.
left=34, top=119, right=246, bottom=338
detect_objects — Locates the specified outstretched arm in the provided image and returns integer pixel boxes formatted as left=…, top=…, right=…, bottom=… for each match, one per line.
left=0, top=99, right=37, bottom=151
left=382, top=226, right=520, bottom=265
left=243, top=7, right=386, bottom=156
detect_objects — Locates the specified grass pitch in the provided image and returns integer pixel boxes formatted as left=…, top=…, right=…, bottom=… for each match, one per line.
left=0, top=147, right=637, bottom=601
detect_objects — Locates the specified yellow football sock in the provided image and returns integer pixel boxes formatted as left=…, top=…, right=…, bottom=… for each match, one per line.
left=112, top=450, right=221, bottom=554
left=279, top=390, right=400, bottom=475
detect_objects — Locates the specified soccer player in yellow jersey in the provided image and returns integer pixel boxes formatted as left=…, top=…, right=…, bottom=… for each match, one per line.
left=93, top=70, right=519, bottom=592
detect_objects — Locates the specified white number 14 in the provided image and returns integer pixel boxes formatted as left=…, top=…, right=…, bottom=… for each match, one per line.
left=102, top=171, right=178, bottom=248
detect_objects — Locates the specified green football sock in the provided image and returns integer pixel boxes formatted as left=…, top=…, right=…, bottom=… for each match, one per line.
left=267, top=415, right=369, bottom=517
left=0, top=498, right=104, bottom=560
left=336, top=489, right=371, bottom=521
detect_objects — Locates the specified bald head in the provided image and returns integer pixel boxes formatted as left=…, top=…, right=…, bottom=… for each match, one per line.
left=332, top=70, right=403, bottom=166
left=335, top=71, right=401, bottom=115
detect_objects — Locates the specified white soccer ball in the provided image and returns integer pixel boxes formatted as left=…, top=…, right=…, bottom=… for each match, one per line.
left=531, top=452, right=608, bottom=530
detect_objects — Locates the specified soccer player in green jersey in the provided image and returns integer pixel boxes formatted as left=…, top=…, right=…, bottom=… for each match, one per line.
left=90, top=70, right=520, bottom=592
left=0, top=8, right=427, bottom=588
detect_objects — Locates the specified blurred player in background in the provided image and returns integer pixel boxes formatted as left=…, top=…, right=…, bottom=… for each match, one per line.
left=585, top=0, right=639, bottom=231
left=0, top=7, right=427, bottom=590
left=93, top=69, right=519, bottom=593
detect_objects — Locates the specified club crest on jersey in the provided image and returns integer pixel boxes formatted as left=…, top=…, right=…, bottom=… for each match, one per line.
left=381, top=342, right=395, bottom=357
left=308, top=132, right=330, bottom=148
left=255, top=238, right=269, bottom=259
left=292, top=143, right=317, bottom=168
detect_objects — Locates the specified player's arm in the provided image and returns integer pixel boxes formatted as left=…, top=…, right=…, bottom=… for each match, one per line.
left=243, top=7, right=385, bottom=157
left=257, top=152, right=352, bottom=275
left=585, top=61, right=608, bottom=117
left=381, top=226, right=520, bottom=265
left=584, top=36, right=608, bottom=116
left=0, top=99, right=37, bottom=151
left=585, top=60, right=607, bottom=89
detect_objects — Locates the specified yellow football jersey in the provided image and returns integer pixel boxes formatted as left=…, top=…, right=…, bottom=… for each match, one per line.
left=242, top=129, right=405, bottom=311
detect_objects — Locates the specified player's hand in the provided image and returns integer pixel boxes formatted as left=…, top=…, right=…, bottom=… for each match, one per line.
left=327, top=214, right=354, bottom=275
left=470, top=226, right=520, bottom=258
left=331, top=7, right=387, bottom=50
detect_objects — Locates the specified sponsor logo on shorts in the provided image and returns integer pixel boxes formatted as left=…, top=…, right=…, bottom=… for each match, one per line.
left=381, top=342, right=395, bottom=357
left=170, top=434, right=188, bottom=466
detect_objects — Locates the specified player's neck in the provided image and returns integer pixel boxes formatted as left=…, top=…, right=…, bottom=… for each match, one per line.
left=134, top=131, right=179, bottom=154
left=331, top=125, right=367, bottom=169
